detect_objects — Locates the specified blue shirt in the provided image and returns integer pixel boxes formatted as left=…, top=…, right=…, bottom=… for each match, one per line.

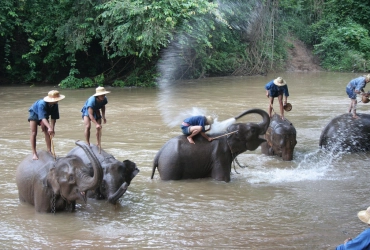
left=347, top=76, right=367, bottom=92
left=265, top=80, right=289, bottom=97
left=336, top=228, right=370, bottom=250
left=81, top=95, right=108, bottom=118
left=181, top=116, right=207, bottom=132
left=29, top=99, right=60, bottom=120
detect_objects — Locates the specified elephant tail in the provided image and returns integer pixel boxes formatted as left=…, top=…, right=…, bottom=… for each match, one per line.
left=151, top=153, right=159, bottom=179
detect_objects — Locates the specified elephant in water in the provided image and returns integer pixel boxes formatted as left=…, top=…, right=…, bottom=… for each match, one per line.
left=16, top=141, right=103, bottom=213
left=67, top=145, right=139, bottom=204
left=319, top=113, right=370, bottom=152
left=151, top=109, right=270, bottom=182
left=260, top=114, right=297, bottom=161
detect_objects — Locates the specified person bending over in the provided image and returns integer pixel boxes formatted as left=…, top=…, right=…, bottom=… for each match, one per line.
left=81, top=86, right=110, bottom=146
left=28, top=90, right=65, bottom=160
left=181, top=115, right=214, bottom=144
left=265, top=77, right=289, bottom=120
left=346, top=74, right=370, bottom=119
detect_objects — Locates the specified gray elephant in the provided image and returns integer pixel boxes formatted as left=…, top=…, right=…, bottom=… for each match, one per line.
left=67, top=145, right=139, bottom=204
left=260, top=114, right=297, bottom=161
left=319, top=113, right=370, bottom=152
left=151, top=109, right=270, bottom=182
left=16, top=141, right=103, bottom=213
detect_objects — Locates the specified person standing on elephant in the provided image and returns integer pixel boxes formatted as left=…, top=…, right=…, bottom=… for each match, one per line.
left=81, top=86, right=111, bottom=146
left=28, top=90, right=65, bottom=160
left=181, top=115, right=214, bottom=144
left=265, top=77, right=289, bottom=120
left=335, top=206, right=370, bottom=250
left=346, top=74, right=370, bottom=119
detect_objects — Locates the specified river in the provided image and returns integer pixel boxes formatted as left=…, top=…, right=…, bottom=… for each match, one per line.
left=1, top=71, right=370, bottom=249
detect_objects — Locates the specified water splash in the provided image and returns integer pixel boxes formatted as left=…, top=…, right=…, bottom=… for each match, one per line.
left=209, top=118, right=236, bottom=134
left=240, top=148, right=347, bottom=184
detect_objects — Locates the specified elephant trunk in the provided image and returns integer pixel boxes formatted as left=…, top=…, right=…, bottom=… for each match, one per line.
left=107, top=182, right=129, bottom=204
left=107, top=168, right=139, bottom=204
left=234, top=109, right=270, bottom=135
left=75, top=141, right=103, bottom=191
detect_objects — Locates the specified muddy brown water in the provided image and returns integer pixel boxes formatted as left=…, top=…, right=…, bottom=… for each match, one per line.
left=1, top=72, right=370, bottom=249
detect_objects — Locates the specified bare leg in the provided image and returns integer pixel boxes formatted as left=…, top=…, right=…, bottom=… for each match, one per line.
left=352, top=99, right=359, bottom=119
left=83, top=116, right=91, bottom=146
left=268, top=97, right=274, bottom=118
left=348, top=100, right=353, bottom=113
left=30, top=121, right=38, bottom=160
left=187, top=125, right=202, bottom=144
left=277, top=94, right=284, bottom=120
left=41, top=122, right=51, bottom=154
left=96, top=119, right=102, bottom=147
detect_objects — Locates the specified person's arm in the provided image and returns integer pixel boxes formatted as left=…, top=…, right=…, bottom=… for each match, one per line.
left=200, top=132, right=213, bottom=142
left=101, top=105, right=106, bottom=124
left=284, top=85, right=289, bottom=105
left=336, top=228, right=370, bottom=250
left=41, top=118, right=55, bottom=136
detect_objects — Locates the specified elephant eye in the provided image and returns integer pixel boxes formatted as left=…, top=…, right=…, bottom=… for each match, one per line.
left=68, top=175, right=75, bottom=182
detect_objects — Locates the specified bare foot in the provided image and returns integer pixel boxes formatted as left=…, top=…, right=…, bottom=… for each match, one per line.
left=353, top=115, right=359, bottom=119
left=187, top=137, right=195, bottom=144
left=281, top=116, right=285, bottom=121
left=32, top=153, right=39, bottom=160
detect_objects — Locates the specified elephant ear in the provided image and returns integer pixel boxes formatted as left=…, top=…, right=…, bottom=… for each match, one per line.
left=45, top=164, right=61, bottom=195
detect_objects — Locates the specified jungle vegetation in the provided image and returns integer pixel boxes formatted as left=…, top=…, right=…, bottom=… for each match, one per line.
left=0, top=0, right=369, bottom=88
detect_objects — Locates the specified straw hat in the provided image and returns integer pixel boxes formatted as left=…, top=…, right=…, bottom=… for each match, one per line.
left=206, top=116, right=214, bottom=125
left=43, top=90, right=65, bottom=102
left=358, top=206, right=370, bottom=224
left=273, top=77, right=286, bottom=86
left=93, top=86, right=111, bottom=96
left=365, top=74, right=370, bottom=82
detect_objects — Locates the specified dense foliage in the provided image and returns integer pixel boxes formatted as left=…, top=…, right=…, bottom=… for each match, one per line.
left=280, top=0, right=370, bottom=72
left=1, top=0, right=369, bottom=88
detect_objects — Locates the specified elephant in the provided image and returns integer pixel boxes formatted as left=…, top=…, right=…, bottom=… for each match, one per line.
left=16, top=141, right=103, bottom=213
left=67, top=145, right=139, bottom=204
left=151, top=109, right=270, bottom=182
left=260, top=114, right=297, bottom=161
left=319, top=113, right=370, bottom=152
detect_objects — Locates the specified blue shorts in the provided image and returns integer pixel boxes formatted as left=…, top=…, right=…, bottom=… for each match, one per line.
left=346, top=87, right=356, bottom=99
left=28, top=110, right=41, bottom=125
left=181, top=126, right=190, bottom=135
left=269, top=90, right=283, bottom=98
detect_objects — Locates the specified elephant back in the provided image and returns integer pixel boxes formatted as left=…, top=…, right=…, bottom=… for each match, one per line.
left=319, top=113, right=370, bottom=151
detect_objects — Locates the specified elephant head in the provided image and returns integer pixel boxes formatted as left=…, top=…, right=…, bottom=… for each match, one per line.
left=227, top=108, right=270, bottom=152
left=16, top=140, right=103, bottom=213
left=66, top=145, right=139, bottom=205
left=46, top=141, right=103, bottom=204
left=261, top=114, right=297, bottom=161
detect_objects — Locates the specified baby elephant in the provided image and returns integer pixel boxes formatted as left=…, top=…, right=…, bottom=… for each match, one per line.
left=67, top=145, right=139, bottom=204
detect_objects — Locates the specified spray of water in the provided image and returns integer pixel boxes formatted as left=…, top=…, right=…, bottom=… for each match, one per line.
left=156, top=2, right=263, bottom=128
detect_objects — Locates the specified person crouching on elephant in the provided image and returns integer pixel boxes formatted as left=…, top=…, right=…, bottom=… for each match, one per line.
left=81, top=86, right=111, bottom=146
left=28, top=90, right=65, bottom=160
left=346, top=74, right=370, bottom=119
left=265, top=77, right=289, bottom=120
left=181, top=116, right=214, bottom=144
